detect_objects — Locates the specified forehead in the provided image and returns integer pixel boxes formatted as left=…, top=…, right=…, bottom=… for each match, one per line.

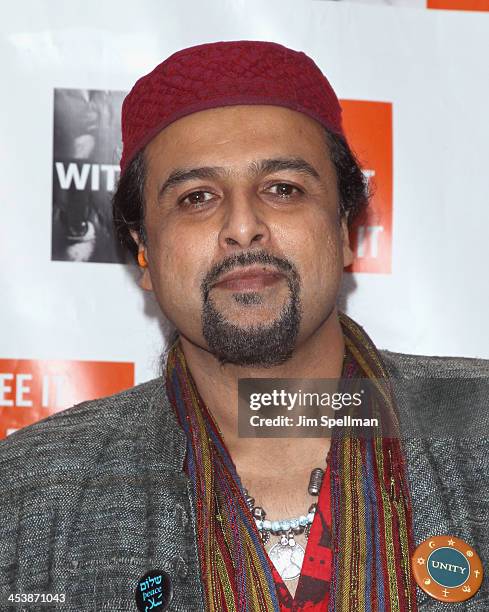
left=144, top=105, right=330, bottom=172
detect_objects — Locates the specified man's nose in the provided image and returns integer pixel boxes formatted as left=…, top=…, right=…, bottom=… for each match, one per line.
left=217, top=192, right=271, bottom=250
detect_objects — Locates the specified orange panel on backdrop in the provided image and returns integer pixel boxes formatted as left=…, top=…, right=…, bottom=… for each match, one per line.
left=0, top=359, right=134, bottom=438
left=427, top=0, right=489, bottom=11
left=340, top=100, right=393, bottom=274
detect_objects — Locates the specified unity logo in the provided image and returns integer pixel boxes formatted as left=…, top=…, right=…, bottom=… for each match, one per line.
left=412, top=535, right=484, bottom=603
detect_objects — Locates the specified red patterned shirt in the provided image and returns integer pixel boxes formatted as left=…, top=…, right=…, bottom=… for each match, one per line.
left=271, top=463, right=332, bottom=611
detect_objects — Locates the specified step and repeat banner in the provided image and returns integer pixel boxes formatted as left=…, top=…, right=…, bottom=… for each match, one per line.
left=1, top=0, right=488, bottom=437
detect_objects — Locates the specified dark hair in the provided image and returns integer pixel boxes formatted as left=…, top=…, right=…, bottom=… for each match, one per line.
left=325, top=130, right=370, bottom=225
left=112, top=129, right=369, bottom=261
left=113, top=150, right=147, bottom=260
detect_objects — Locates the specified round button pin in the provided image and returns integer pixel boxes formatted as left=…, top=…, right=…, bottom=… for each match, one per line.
left=412, top=535, right=483, bottom=603
left=135, top=569, right=172, bottom=611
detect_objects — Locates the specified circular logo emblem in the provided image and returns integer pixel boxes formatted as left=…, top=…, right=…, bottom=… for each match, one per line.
left=412, top=535, right=483, bottom=602
left=135, top=569, right=172, bottom=612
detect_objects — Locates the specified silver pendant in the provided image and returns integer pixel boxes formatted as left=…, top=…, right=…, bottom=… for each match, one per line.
left=268, top=541, right=305, bottom=581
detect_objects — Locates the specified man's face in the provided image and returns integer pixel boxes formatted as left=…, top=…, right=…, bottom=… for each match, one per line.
left=137, top=105, right=353, bottom=366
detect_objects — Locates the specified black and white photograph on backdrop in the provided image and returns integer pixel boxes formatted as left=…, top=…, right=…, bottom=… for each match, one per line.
left=51, top=88, right=127, bottom=263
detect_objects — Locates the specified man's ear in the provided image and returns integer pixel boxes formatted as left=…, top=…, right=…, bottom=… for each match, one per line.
left=129, top=230, right=153, bottom=291
left=340, top=217, right=354, bottom=268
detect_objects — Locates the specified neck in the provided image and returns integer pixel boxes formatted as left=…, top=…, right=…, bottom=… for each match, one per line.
left=177, top=308, right=344, bottom=481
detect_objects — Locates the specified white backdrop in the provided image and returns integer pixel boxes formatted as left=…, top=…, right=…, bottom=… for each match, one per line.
left=1, top=0, right=488, bottom=433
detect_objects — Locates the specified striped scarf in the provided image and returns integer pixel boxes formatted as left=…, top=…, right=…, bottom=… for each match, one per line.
left=165, top=312, right=417, bottom=611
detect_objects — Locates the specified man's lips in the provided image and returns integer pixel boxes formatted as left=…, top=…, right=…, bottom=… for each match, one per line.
left=211, top=267, right=285, bottom=291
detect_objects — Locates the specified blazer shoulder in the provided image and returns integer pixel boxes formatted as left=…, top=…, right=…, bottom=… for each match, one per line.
left=380, top=349, right=489, bottom=378
left=380, top=350, right=489, bottom=440
left=0, top=377, right=166, bottom=474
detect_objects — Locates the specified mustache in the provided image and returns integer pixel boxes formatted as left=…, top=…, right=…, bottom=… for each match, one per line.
left=201, top=250, right=298, bottom=300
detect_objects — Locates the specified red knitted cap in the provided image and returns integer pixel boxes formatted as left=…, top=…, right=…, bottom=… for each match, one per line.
left=120, top=40, right=344, bottom=174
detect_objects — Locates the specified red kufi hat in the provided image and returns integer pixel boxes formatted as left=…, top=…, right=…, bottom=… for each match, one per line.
left=120, top=40, right=344, bottom=174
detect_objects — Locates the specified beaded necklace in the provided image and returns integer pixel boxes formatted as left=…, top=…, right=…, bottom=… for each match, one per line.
left=243, top=467, right=324, bottom=581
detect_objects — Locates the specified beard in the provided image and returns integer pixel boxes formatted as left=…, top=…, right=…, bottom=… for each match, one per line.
left=200, top=250, right=302, bottom=367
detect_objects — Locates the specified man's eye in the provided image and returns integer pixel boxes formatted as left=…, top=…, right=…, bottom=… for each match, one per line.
left=267, top=183, right=302, bottom=198
left=179, top=191, right=214, bottom=208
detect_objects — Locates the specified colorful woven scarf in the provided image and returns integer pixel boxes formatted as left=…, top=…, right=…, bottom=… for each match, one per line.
left=165, top=312, right=417, bottom=611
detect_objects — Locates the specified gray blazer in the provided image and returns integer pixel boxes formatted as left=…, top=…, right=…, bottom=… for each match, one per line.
left=0, top=350, right=488, bottom=611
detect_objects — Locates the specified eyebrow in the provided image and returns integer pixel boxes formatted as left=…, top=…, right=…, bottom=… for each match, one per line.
left=157, top=157, right=321, bottom=200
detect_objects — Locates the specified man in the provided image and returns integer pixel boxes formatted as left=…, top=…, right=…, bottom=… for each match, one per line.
left=1, top=41, right=487, bottom=611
